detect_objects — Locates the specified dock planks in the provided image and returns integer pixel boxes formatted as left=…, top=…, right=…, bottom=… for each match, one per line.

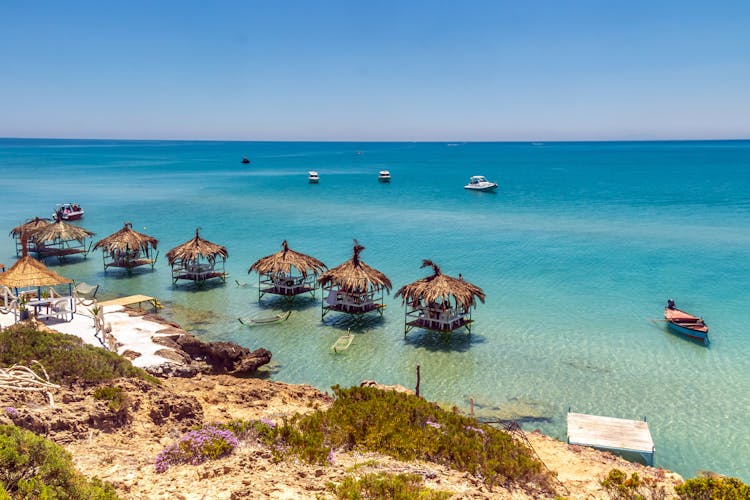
left=99, top=294, right=162, bottom=309
left=567, top=412, right=654, bottom=464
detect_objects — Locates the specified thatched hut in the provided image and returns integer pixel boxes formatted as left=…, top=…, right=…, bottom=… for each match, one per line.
left=94, top=222, right=158, bottom=273
left=249, top=240, right=327, bottom=301
left=27, top=217, right=94, bottom=262
left=395, top=260, right=485, bottom=336
left=0, top=247, right=74, bottom=323
left=317, top=240, right=392, bottom=319
left=10, top=217, right=51, bottom=256
left=166, top=228, right=228, bottom=286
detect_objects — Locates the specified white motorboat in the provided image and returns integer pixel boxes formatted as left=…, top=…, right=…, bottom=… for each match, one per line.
left=378, top=170, right=391, bottom=182
left=53, top=203, right=85, bottom=220
left=308, top=171, right=320, bottom=183
left=464, top=175, right=498, bottom=192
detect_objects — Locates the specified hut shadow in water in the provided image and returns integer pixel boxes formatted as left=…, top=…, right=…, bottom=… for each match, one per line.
left=403, top=330, right=487, bottom=352
left=322, top=313, right=384, bottom=331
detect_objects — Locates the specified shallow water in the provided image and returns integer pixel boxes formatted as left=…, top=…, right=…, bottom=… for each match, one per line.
left=1, top=139, right=749, bottom=479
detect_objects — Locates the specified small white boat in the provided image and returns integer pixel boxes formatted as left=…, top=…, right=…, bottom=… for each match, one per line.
left=308, top=171, right=320, bottom=183
left=378, top=170, right=391, bottom=182
left=464, top=175, right=498, bottom=192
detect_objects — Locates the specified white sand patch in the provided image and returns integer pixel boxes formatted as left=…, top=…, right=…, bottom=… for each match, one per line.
left=0, top=301, right=180, bottom=369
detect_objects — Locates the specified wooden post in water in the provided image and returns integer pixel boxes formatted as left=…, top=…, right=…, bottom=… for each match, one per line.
left=415, top=365, right=421, bottom=397
left=470, top=397, right=475, bottom=418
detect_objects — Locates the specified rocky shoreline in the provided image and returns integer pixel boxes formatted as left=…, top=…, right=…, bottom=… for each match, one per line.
left=0, top=310, right=691, bottom=498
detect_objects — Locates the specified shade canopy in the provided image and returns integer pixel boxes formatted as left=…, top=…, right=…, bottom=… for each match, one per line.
left=29, top=218, right=94, bottom=244
left=395, top=259, right=485, bottom=309
left=166, top=228, right=228, bottom=265
left=0, top=255, right=72, bottom=288
left=317, top=240, right=391, bottom=293
left=94, top=222, right=158, bottom=254
left=249, top=240, right=327, bottom=278
left=10, top=217, right=52, bottom=239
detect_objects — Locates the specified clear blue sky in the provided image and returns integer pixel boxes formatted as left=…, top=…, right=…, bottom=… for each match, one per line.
left=2, top=1, right=749, bottom=141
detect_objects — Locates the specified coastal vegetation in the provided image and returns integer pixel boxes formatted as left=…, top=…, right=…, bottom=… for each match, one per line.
left=0, top=424, right=118, bottom=499
left=675, top=475, right=750, bottom=499
left=0, top=324, right=157, bottom=386
left=327, top=472, right=453, bottom=499
left=222, top=385, right=554, bottom=494
left=154, top=425, right=238, bottom=473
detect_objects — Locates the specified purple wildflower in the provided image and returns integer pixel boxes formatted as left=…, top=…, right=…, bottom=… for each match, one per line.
left=327, top=448, right=335, bottom=464
left=260, top=418, right=277, bottom=428
left=465, top=425, right=486, bottom=436
left=4, top=407, right=19, bottom=418
left=425, top=420, right=441, bottom=429
left=154, top=425, right=239, bottom=473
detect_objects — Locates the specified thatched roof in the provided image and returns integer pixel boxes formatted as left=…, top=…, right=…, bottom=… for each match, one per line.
left=94, top=222, right=158, bottom=254
left=395, top=260, right=485, bottom=309
left=10, top=217, right=51, bottom=239
left=317, top=240, right=392, bottom=292
left=29, top=218, right=94, bottom=243
left=166, top=228, right=228, bottom=265
left=0, top=255, right=72, bottom=288
left=249, top=240, right=327, bottom=278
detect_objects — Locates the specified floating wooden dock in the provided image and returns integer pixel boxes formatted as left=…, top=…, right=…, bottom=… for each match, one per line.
left=567, top=411, right=654, bottom=465
left=99, top=294, right=162, bottom=310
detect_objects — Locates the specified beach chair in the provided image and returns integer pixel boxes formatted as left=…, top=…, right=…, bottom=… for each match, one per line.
left=49, top=298, right=74, bottom=322
left=74, top=282, right=99, bottom=299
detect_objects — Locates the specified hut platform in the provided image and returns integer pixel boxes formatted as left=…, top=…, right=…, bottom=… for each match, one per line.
left=99, top=294, right=163, bottom=310
left=104, top=258, right=156, bottom=270
left=173, top=271, right=227, bottom=283
left=35, top=248, right=87, bottom=258
left=324, top=302, right=385, bottom=315
left=407, top=316, right=472, bottom=333
left=260, top=284, right=315, bottom=297
left=567, top=411, right=655, bottom=465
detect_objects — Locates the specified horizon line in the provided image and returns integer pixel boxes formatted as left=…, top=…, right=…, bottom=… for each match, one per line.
left=2, top=136, right=749, bottom=144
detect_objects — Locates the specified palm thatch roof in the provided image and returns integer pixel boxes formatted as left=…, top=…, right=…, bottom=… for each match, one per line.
left=166, top=228, right=228, bottom=266
left=249, top=240, right=327, bottom=278
left=29, top=218, right=94, bottom=244
left=395, top=260, right=485, bottom=309
left=317, top=240, right=392, bottom=292
left=94, top=222, right=158, bottom=254
left=10, top=217, right=52, bottom=239
left=0, top=255, right=72, bottom=288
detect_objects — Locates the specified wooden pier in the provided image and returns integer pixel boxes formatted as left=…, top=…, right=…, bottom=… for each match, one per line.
left=567, top=411, right=655, bottom=465
left=99, top=294, right=162, bottom=310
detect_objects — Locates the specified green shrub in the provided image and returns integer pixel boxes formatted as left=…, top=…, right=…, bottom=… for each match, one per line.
left=93, top=386, right=130, bottom=413
left=675, top=475, right=750, bottom=499
left=0, top=424, right=119, bottom=499
left=0, top=324, right=158, bottom=386
left=601, top=468, right=671, bottom=500
left=328, top=472, right=452, bottom=499
left=266, top=385, right=554, bottom=492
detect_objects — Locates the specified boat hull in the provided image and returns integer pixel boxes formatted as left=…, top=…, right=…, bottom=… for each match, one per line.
left=666, top=321, right=709, bottom=345
left=464, top=184, right=497, bottom=192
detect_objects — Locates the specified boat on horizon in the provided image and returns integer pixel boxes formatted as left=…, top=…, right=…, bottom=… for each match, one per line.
left=53, top=203, right=84, bottom=221
left=378, top=170, right=391, bottom=182
left=464, top=175, right=498, bottom=192
left=241, top=157, right=250, bottom=164
left=308, top=171, right=320, bottom=183
left=664, top=300, right=709, bottom=345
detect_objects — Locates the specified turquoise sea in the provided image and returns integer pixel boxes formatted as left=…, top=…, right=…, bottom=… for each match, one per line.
left=1, top=139, right=749, bottom=480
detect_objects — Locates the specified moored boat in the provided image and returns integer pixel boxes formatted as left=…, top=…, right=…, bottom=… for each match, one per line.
left=241, top=157, right=250, bottom=164
left=308, top=171, right=320, bottom=183
left=464, top=175, right=498, bottom=192
left=378, top=170, right=391, bottom=182
left=664, top=300, right=709, bottom=345
left=53, top=203, right=84, bottom=221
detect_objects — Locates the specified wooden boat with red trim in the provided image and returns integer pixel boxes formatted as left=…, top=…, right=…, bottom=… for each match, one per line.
left=664, top=305, right=709, bottom=345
